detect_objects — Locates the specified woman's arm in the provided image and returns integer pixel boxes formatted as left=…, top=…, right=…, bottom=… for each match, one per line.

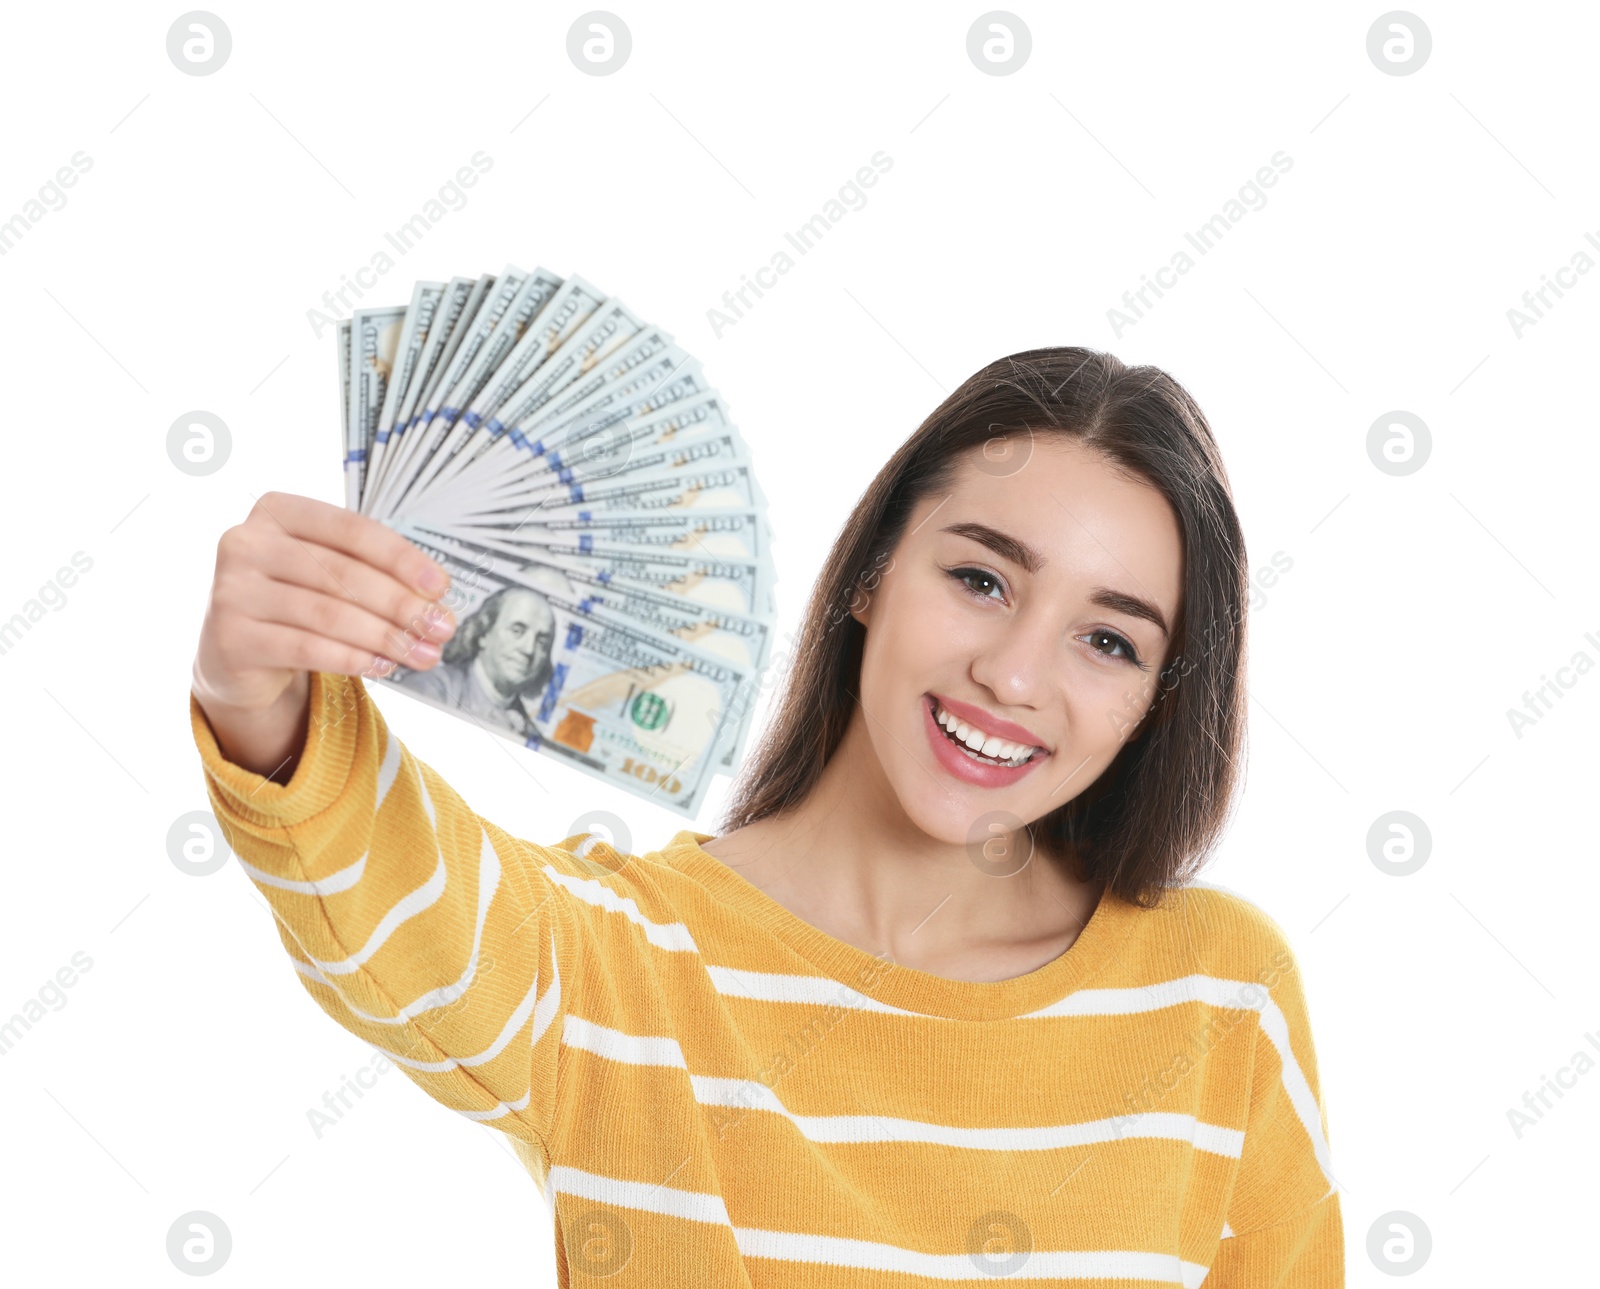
left=1209, top=1192, right=1343, bottom=1287
left=191, top=668, right=584, bottom=1159
left=187, top=492, right=602, bottom=1158
left=1208, top=940, right=1345, bottom=1287
left=191, top=668, right=314, bottom=781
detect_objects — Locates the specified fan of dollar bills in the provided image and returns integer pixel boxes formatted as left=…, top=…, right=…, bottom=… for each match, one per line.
left=336, top=264, right=776, bottom=817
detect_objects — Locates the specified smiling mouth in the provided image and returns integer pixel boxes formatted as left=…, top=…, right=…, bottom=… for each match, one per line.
left=926, top=695, right=1044, bottom=768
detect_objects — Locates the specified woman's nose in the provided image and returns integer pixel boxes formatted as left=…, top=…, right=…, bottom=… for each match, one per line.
left=969, top=614, right=1057, bottom=705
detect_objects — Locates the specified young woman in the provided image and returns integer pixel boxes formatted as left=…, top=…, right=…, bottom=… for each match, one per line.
left=190, top=347, right=1342, bottom=1286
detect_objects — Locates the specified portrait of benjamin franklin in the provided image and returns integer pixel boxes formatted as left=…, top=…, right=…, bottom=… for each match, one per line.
left=396, top=585, right=557, bottom=738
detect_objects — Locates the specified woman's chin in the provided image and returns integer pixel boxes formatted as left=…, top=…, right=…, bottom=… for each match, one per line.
left=891, top=776, right=1036, bottom=853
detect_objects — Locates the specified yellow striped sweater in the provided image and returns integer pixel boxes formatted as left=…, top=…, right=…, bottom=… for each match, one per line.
left=190, top=671, right=1344, bottom=1287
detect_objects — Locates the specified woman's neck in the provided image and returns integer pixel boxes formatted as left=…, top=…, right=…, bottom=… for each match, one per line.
left=703, top=708, right=1105, bottom=983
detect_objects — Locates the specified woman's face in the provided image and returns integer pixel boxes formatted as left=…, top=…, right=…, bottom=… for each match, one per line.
left=850, top=437, right=1184, bottom=851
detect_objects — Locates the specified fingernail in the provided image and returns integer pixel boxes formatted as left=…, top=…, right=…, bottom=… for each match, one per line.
left=422, top=602, right=456, bottom=638
left=418, top=565, right=449, bottom=595
left=407, top=639, right=441, bottom=664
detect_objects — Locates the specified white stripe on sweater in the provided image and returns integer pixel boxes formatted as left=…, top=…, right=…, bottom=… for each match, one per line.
left=235, top=727, right=405, bottom=896
left=545, top=1017, right=1245, bottom=1157
left=541, top=864, right=699, bottom=952
left=691, top=1075, right=1244, bottom=1156
left=704, top=963, right=921, bottom=1015
left=562, top=1013, right=688, bottom=1068
left=283, top=822, right=565, bottom=1084
left=1025, top=974, right=1335, bottom=1193
left=547, top=1165, right=1209, bottom=1284
left=456, top=937, right=566, bottom=1123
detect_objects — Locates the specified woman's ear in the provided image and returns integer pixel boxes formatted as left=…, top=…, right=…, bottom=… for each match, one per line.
left=848, top=587, right=872, bottom=630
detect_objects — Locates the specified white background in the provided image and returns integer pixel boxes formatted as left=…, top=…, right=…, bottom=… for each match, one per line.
left=0, top=0, right=1594, bottom=1282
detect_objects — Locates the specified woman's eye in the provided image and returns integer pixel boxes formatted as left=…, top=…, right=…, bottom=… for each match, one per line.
left=1084, top=629, right=1141, bottom=665
left=948, top=567, right=1005, bottom=601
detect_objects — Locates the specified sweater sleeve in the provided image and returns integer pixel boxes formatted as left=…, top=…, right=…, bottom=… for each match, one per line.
left=1208, top=938, right=1345, bottom=1287
left=1207, top=1192, right=1342, bottom=1288
left=189, top=670, right=587, bottom=1166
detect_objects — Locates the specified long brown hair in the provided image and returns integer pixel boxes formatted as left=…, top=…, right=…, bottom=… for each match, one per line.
left=719, top=347, right=1251, bottom=909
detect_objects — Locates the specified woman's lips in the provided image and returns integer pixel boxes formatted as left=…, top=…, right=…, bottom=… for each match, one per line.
left=927, top=691, right=1048, bottom=751
left=921, top=694, right=1048, bottom=788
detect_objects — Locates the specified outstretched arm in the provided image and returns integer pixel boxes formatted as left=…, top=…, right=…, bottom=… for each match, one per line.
left=192, top=669, right=587, bottom=1161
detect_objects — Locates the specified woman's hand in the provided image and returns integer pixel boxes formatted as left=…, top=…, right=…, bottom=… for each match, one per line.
left=190, top=491, right=456, bottom=778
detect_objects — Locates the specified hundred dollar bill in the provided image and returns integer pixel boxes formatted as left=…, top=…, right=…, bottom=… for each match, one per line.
left=413, top=528, right=774, bottom=672
left=400, top=266, right=565, bottom=504
left=428, top=296, right=650, bottom=496
left=410, top=499, right=772, bottom=562
left=365, top=275, right=475, bottom=510
left=424, top=264, right=536, bottom=422
left=405, top=528, right=775, bottom=769
left=346, top=304, right=407, bottom=512
left=378, top=544, right=753, bottom=815
left=510, top=332, right=701, bottom=455
left=543, top=385, right=737, bottom=467
left=485, top=296, right=650, bottom=429
left=439, top=265, right=565, bottom=422
left=366, top=274, right=491, bottom=517
left=337, top=319, right=353, bottom=507
left=360, top=280, right=445, bottom=514
left=431, top=345, right=712, bottom=504
left=433, top=507, right=772, bottom=564
left=395, top=515, right=777, bottom=618
left=380, top=265, right=535, bottom=515
left=459, top=275, right=610, bottom=434
left=410, top=399, right=750, bottom=521
left=504, top=353, right=715, bottom=472
left=444, top=456, right=767, bottom=531
left=422, top=280, right=622, bottom=497
left=438, top=391, right=752, bottom=518
left=425, top=319, right=675, bottom=508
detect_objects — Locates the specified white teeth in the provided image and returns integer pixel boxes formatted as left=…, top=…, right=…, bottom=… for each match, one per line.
left=932, top=701, right=1040, bottom=766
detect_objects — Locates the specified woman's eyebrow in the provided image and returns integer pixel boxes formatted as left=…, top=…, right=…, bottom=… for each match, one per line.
left=941, top=521, right=1044, bottom=573
left=1091, top=588, right=1170, bottom=640
left=940, top=520, right=1170, bottom=638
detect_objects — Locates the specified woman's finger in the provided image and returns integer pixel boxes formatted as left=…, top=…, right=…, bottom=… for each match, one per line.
left=244, top=491, right=450, bottom=599
left=217, top=574, right=449, bottom=671
left=228, top=615, right=412, bottom=680
left=223, top=524, right=455, bottom=644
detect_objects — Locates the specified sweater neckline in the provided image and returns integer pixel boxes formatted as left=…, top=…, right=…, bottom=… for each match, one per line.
left=656, top=829, right=1141, bottom=1023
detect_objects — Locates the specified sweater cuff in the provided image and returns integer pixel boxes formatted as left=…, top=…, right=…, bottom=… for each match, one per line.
left=189, top=672, right=367, bottom=829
